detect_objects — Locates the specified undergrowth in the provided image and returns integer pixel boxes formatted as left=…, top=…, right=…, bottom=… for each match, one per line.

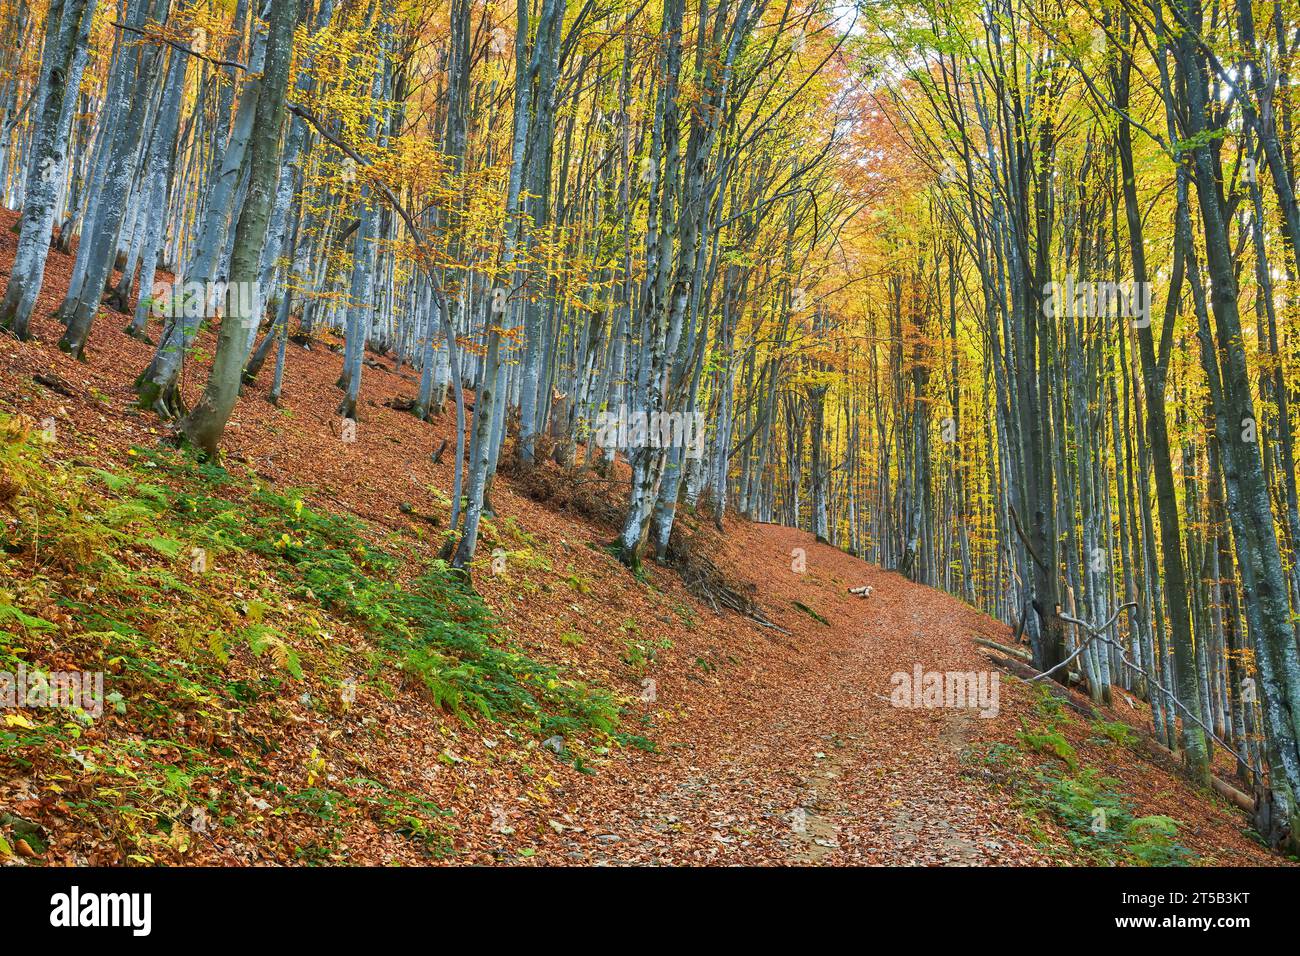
left=0, top=414, right=623, bottom=863
left=964, top=685, right=1194, bottom=866
left=128, top=443, right=619, bottom=733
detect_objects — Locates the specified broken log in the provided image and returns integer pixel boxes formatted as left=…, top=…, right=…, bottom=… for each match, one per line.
left=982, top=652, right=1090, bottom=716
left=974, top=636, right=1032, bottom=662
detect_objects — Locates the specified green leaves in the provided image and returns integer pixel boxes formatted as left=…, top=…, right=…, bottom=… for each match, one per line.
left=0, top=597, right=57, bottom=635
left=243, top=624, right=304, bottom=680
left=143, top=535, right=186, bottom=559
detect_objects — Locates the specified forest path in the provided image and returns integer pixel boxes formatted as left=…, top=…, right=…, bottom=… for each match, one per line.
left=539, top=524, right=1047, bottom=865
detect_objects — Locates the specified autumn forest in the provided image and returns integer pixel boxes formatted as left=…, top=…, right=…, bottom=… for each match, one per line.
left=1, top=0, right=1299, bottom=885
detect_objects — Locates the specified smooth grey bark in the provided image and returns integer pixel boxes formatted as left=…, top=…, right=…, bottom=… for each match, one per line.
left=0, top=0, right=95, bottom=340
left=615, top=0, right=684, bottom=571
left=58, top=0, right=169, bottom=357
left=127, top=39, right=190, bottom=339
left=453, top=0, right=562, bottom=569
left=1159, top=0, right=1300, bottom=851
left=137, top=13, right=266, bottom=415
left=1112, top=18, right=1208, bottom=776
left=179, top=0, right=295, bottom=456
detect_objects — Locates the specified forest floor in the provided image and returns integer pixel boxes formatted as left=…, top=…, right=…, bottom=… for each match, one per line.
left=0, top=210, right=1290, bottom=866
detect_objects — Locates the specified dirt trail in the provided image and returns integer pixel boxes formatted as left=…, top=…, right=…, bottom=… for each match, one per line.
left=538, top=525, right=1046, bottom=865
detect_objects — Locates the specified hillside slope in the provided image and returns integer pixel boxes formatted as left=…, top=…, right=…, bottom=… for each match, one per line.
left=0, top=217, right=1287, bottom=865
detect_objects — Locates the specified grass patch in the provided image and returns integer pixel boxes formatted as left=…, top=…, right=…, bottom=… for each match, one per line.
left=792, top=600, right=829, bottom=625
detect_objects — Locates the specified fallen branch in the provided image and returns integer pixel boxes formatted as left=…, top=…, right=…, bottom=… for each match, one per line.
left=1136, top=726, right=1256, bottom=813
left=1030, top=602, right=1137, bottom=684
left=32, top=373, right=75, bottom=397
left=1043, top=603, right=1258, bottom=806
left=1210, top=776, right=1256, bottom=813
left=1056, top=605, right=1244, bottom=765
left=973, top=636, right=1032, bottom=662
left=982, top=653, right=1091, bottom=715
left=1008, top=504, right=1050, bottom=573
left=748, top=611, right=791, bottom=636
